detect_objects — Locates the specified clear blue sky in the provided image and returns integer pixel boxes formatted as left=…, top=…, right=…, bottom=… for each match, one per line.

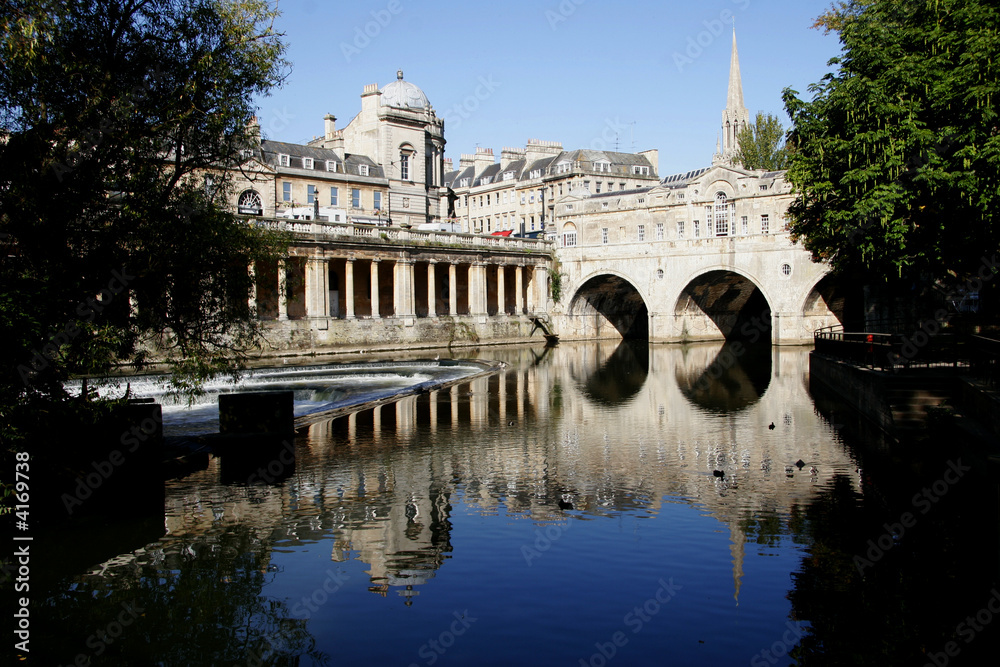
left=255, top=0, right=842, bottom=176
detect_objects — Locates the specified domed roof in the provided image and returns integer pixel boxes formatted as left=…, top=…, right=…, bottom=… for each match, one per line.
left=380, top=70, right=430, bottom=110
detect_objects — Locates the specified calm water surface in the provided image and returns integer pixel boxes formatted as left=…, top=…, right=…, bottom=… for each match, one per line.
left=30, top=342, right=1000, bottom=666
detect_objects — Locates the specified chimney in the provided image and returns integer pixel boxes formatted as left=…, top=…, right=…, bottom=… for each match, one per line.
left=459, top=154, right=475, bottom=169
left=638, top=149, right=659, bottom=175
left=324, top=114, right=337, bottom=140
left=473, top=146, right=495, bottom=175
left=500, top=147, right=525, bottom=170
left=524, top=139, right=563, bottom=166
left=443, top=157, right=454, bottom=173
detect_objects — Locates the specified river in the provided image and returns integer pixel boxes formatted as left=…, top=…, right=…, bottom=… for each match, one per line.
left=27, top=341, right=1000, bottom=666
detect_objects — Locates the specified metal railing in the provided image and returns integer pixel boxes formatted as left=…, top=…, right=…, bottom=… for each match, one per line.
left=814, top=322, right=999, bottom=382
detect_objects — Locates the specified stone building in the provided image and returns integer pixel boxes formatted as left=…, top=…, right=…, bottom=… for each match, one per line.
left=442, top=141, right=660, bottom=235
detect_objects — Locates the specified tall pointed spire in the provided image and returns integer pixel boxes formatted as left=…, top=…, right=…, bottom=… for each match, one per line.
left=719, top=25, right=751, bottom=167
left=726, top=27, right=746, bottom=112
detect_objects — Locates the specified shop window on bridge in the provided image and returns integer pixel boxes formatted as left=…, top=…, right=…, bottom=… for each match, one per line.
left=238, top=189, right=263, bottom=216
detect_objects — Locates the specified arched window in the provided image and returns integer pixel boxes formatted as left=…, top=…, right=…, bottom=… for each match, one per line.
left=238, top=189, right=263, bottom=216
left=714, top=191, right=730, bottom=236
left=562, top=222, right=577, bottom=247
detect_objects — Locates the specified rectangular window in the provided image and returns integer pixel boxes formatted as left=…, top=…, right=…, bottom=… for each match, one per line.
left=595, top=182, right=602, bottom=194
left=352, top=188, right=361, bottom=208
left=278, top=154, right=290, bottom=167
left=330, top=187, right=338, bottom=206
left=503, top=191, right=508, bottom=204
left=761, top=214, right=770, bottom=234
left=694, top=220, right=701, bottom=237
left=759, top=184, right=768, bottom=191
left=529, top=194, right=535, bottom=203
left=400, top=154, right=409, bottom=180
left=530, top=215, right=535, bottom=230
left=638, top=224, right=645, bottom=241
left=521, top=194, right=526, bottom=204
left=303, top=157, right=314, bottom=170
left=373, top=191, right=382, bottom=211
left=620, top=183, right=626, bottom=190
left=326, top=160, right=337, bottom=172
left=583, top=181, right=590, bottom=191
left=529, top=169, right=541, bottom=179
left=602, top=228, right=609, bottom=244
left=656, top=222, right=664, bottom=240
left=741, top=216, right=748, bottom=235
left=563, top=231, right=577, bottom=247
left=282, top=182, right=291, bottom=202
left=359, top=164, right=369, bottom=176
left=678, top=221, right=685, bottom=239
left=307, top=184, right=317, bottom=204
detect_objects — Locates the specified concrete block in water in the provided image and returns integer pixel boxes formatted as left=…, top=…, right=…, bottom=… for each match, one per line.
left=219, top=391, right=294, bottom=436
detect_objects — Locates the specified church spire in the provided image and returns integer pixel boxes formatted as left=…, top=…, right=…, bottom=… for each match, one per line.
left=719, top=25, right=750, bottom=166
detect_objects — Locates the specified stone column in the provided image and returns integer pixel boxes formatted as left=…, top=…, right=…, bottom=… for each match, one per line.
left=305, top=257, right=329, bottom=318
left=277, top=258, right=288, bottom=321
left=497, top=264, right=507, bottom=315
left=471, top=262, right=487, bottom=316
left=448, top=263, right=458, bottom=316
left=395, top=257, right=415, bottom=318
left=427, top=260, right=437, bottom=317
left=370, top=258, right=380, bottom=319
left=345, top=258, right=356, bottom=319
left=531, top=264, right=547, bottom=314
left=515, top=264, right=524, bottom=315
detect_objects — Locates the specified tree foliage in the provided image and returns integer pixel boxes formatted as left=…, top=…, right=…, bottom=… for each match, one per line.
left=734, top=111, right=791, bottom=171
left=783, top=0, right=1000, bottom=285
left=0, top=0, right=289, bottom=441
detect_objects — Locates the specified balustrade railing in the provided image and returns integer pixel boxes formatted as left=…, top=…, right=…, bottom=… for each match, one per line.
left=251, top=217, right=550, bottom=251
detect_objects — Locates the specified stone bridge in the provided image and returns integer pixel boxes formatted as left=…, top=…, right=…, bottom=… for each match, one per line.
left=552, top=230, right=846, bottom=345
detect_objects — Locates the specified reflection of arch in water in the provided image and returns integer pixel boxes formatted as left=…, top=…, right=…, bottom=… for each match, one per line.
left=674, top=341, right=772, bottom=413
left=568, top=272, right=649, bottom=340
left=674, top=269, right=772, bottom=342
left=575, top=340, right=650, bottom=406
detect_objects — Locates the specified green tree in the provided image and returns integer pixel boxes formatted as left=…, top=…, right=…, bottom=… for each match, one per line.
left=782, top=0, right=1000, bottom=286
left=733, top=112, right=791, bottom=171
left=0, top=1, right=289, bottom=446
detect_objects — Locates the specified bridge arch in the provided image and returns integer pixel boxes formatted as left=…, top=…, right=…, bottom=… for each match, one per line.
left=799, top=272, right=860, bottom=331
left=673, top=266, right=773, bottom=342
left=567, top=270, right=649, bottom=340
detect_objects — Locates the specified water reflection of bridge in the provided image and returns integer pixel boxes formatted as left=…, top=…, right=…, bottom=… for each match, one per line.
left=146, top=342, right=859, bottom=606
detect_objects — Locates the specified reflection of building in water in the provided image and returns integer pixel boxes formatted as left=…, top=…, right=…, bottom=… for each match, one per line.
left=91, top=343, right=857, bottom=607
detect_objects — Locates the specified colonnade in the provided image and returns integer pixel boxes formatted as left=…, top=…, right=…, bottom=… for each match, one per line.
left=254, top=253, right=548, bottom=321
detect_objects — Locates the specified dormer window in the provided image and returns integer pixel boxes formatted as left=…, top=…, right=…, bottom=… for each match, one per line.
left=240, top=148, right=254, bottom=160
left=632, top=165, right=650, bottom=175
left=529, top=169, right=541, bottom=179
left=503, top=171, right=514, bottom=182
left=555, top=161, right=571, bottom=174
left=594, top=161, right=610, bottom=173
left=459, top=177, right=470, bottom=187
left=326, top=160, right=338, bottom=172
left=303, top=157, right=314, bottom=169
left=278, top=153, right=290, bottom=167
left=359, top=164, right=369, bottom=176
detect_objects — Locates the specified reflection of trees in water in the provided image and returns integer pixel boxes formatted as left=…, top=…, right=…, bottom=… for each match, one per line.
left=786, top=460, right=1000, bottom=666
left=675, top=342, right=771, bottom=413
left=36, top=524, right=329, bottom=666
left=577, top=341, right=649, bottom=406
